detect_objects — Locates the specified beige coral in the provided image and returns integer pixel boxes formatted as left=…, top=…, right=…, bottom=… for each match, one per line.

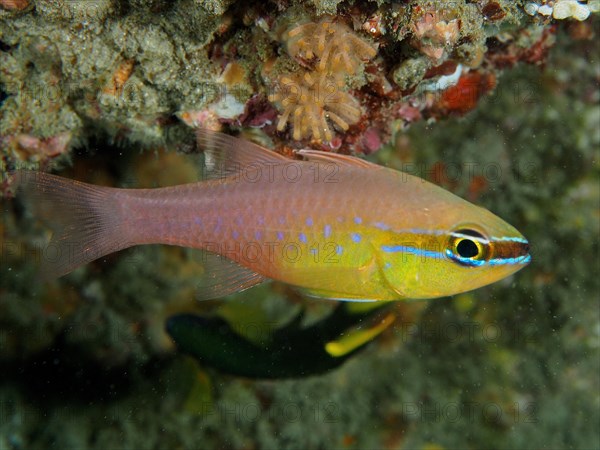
left=285, top=18, right=377, bottom=77
left=269, top=70, right=362, bottom=142
left=269, top=18, right=376, bottom=143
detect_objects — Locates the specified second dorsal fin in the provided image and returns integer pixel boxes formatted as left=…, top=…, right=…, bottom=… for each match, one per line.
left=295, top=149, right=383, bottom=169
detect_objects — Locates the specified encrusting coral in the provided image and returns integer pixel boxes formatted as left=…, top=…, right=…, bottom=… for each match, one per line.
left=269, top=18, right=376, bottom=143
left=410, top=8, right=461, bottom=62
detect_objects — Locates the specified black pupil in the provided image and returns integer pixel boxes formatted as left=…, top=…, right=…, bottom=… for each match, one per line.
left=457, top=239, right=479, bottom=258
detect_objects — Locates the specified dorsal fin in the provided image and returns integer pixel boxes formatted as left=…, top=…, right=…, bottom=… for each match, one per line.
left=296, top=149, right=383, bottom=169
left=196, top=129, right=289, bottom=178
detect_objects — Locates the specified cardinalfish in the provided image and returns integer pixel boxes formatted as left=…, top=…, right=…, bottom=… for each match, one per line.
left=13, top=130, right=530, bottom=301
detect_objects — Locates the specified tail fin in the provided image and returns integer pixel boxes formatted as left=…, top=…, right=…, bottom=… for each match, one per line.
left=13, top=171, right=134, bottom=280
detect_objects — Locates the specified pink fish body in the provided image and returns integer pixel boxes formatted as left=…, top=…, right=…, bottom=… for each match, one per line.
left=14, top=131, right=530, bottom=301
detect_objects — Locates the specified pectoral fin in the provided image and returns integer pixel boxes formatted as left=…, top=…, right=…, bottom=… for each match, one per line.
left=289, top=253, right=390, bottom=302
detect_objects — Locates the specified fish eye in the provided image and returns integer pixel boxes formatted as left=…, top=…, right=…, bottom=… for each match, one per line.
left=456, top=238, right=479, bottom=258
left=448, top=228, right=489, bottom=266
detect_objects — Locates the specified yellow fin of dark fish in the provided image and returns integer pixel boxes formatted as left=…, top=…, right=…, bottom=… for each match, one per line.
left=296, top=149, right=383, bottom=169
left=196, top=128, right=288, bottom=178
left=325, top=312, right=396, bottom=357
left=195, top=250, right=267, bottom=301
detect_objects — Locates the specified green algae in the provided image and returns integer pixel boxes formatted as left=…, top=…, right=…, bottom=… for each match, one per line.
left=392, top=56, right=430, bottom=90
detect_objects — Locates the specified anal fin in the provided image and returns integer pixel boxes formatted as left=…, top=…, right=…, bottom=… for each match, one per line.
left=301, top=288, right=378, bottom=302
left=195, top=251, right=267, bottom=300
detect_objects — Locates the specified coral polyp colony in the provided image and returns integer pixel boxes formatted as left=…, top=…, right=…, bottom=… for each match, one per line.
left=269, top=70, right=362, bottom=142
left=269, top=18, right=376, bottom=143
left=285, top=19, right=377, bottom=77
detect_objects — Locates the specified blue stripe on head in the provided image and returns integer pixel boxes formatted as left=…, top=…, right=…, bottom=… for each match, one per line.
left=491, top=236, right=529, bottom=244
left=445, top=249, right=531, bottom=267
left=444, top=249, right=485, bottom=267
left=488, top=254, right=531, bottom=266
left=324, top=224, right=332, bottom=238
